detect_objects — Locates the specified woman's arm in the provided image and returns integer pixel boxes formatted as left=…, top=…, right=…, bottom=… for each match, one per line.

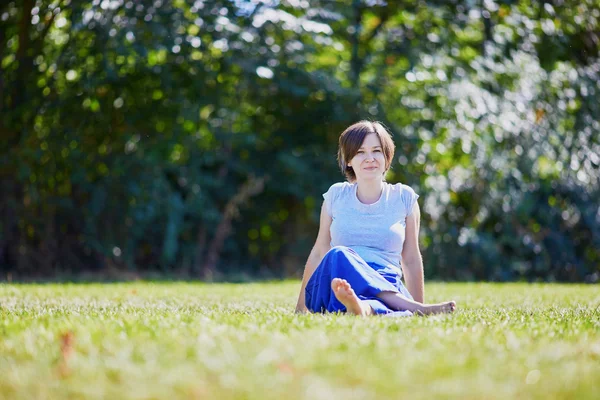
left=295, top=202, right=332, bottom=313
left=401, top=202, right=424, bottom=303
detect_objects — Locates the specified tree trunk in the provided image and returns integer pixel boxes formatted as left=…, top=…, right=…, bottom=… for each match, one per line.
left=349, top=0, right=363, bottom=89
left=202, top=175, right=267, bottom=279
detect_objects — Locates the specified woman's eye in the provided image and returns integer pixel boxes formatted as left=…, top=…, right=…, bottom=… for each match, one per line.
left=374, top=149, right=381, bottom=152
left=357, top=151, right=364, bottom=154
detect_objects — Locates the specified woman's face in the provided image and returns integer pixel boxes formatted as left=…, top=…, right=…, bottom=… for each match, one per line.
left=348, top=133, right=386, bottom=182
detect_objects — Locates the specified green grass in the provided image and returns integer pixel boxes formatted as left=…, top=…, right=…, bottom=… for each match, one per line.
left=1, top=282, right=599, bottom=399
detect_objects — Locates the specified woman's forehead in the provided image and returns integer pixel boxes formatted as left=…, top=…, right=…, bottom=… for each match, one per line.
left=360, top=133, right=382, bottom=148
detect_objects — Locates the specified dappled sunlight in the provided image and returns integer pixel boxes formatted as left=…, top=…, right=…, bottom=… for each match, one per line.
left=0, top=0, right=598, bottom=282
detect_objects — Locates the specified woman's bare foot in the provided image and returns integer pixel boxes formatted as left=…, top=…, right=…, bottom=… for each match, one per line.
left=331, top=278, right=372, bottom=316
left=416, top=301, right=456, bottom=316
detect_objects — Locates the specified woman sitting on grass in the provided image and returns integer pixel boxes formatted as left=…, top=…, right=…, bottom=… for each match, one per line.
left=295, top=121, right=456, bottom=316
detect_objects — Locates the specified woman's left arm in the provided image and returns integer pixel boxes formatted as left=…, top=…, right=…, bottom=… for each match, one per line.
left=401, top=202, right=424, bottom=303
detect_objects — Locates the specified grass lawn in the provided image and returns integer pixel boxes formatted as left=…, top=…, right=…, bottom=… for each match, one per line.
left=1, top=282, right=599, bottom=399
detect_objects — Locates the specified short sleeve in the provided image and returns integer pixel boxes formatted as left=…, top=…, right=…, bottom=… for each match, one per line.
left=322, top=185, right=336, bottom=217
left=402, top=185, right=420, bottom=216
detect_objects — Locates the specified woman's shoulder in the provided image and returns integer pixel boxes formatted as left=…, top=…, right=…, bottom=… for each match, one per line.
left=387, top=182, right=417, bottom=195
left=326, top=181, right=354, bottom=195
left=323, top=182, right=354, bottom=216
left=387, top=182, right=419, bottom=211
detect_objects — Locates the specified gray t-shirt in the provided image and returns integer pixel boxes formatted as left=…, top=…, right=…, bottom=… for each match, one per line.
left=323, top=181, right=419, bottom=278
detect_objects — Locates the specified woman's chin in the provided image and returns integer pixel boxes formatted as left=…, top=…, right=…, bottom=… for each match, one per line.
left=357, top=173, right=384, bottom=182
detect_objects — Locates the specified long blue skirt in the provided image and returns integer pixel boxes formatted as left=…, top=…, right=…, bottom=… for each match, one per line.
left=305, top=246, right=414, bottom=316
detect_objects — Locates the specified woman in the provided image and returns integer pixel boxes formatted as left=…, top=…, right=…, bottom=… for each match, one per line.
left=295, top=121, right=456, bottom=316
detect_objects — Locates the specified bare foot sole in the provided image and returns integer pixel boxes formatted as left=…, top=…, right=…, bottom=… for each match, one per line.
left=416, top=301, right=457, bottom=316
left=331, top=278, right=370, bottom=316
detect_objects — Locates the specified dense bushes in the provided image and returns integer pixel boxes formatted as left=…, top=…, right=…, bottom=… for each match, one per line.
left=1, top=0, right=598, bottom=281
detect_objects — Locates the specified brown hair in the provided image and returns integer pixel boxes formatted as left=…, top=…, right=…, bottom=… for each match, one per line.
left=337, top=120, right=395, bottom=182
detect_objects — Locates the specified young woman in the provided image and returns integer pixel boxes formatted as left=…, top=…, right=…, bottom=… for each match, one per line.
left=295, top=121, right=456, bottom=316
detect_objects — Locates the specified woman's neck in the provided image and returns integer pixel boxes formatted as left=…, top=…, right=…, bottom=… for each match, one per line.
left=356, top=180, right=384, bottom=204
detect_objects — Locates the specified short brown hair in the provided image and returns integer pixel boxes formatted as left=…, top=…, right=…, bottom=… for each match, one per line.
left=337, top=120, right=395, bottom=182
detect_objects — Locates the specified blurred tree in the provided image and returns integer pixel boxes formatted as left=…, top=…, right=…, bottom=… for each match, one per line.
left=0, top=0, right=598, bottom=282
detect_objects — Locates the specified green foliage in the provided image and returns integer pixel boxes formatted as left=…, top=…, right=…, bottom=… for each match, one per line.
left=0, top=0, right=598, bottom=280
left=1, top=282, right=599, bottom=399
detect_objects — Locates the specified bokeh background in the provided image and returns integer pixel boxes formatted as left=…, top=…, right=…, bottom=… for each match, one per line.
left=1, top=0, right=599, bottom=282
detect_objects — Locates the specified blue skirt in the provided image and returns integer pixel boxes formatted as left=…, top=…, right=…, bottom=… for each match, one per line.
left=305, top=246, right=414, bottom=315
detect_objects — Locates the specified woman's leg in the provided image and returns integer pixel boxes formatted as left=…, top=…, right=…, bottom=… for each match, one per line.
left=366, top=264, right=456, bottom=314
left=377, top=291, right=456, bottom=315
left=305, top=246, right=399, bottom=315
left=331, top=280, right=456, bottom=316
left=306, top=246, right=456, bottom=316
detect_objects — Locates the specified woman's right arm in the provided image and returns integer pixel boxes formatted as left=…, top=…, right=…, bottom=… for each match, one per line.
left=295, top=202, right=332, bottom=313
